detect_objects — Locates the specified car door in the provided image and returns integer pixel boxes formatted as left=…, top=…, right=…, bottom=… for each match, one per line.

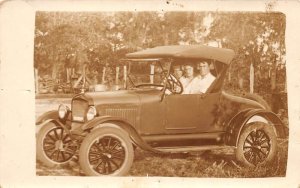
left=164, top=92, right=222, bottom=133
left=164, top=94, right=200, bottom=133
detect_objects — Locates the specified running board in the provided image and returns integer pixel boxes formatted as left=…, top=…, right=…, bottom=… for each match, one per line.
left=142, top=132, right=224, bottom=142
left=155, top=145, right=232, bottom=153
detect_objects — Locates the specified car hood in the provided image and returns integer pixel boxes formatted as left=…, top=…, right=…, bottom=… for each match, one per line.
left=82, top=89, right=162, bottom=106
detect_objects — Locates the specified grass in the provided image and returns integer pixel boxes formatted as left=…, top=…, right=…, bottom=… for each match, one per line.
left=36, top=138, right=288, bottom=177
left=128, top=139, right=288, bottom=177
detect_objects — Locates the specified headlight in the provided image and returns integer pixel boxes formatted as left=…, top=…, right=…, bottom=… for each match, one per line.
left=58, top=104, right=69, bottom=119
left=87, top=106, right=97, bottom=121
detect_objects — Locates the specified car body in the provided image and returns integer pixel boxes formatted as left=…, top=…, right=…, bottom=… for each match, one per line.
left=36, top=45, right=287, bottom=176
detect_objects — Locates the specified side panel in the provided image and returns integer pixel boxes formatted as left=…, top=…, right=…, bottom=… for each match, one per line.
left=213, top=92, right=267, bottom=132
left=197, top=92, right=222, bottom=132
left=99, top=105, right=140, bottom=129
left=138, top=93, right=166, bottom=134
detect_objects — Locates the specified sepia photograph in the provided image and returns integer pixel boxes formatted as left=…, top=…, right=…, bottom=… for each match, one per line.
left=1, top=1, right=300, bottom=188
left=34, top=11, right=288, bottom=177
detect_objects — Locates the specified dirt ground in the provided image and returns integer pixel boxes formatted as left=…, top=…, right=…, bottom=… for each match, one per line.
left=35, top=97, right=288, bottom=177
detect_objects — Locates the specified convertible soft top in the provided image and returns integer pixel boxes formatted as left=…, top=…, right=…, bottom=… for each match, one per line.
left=126, top=45, right=235, bottom=64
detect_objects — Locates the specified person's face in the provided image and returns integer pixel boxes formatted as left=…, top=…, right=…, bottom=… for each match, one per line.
left=184, top=65, right=194, bottom=78
left=155, top=66, right=162, bottom=74
left=198, top=62, right=210, bottom=77
left=174, top=67, right=183, bottom=78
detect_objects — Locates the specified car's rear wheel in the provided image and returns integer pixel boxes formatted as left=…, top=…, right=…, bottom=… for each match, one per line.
left=36, top=122, right=77, bottom=167
left=79, top=127, right=134, bottom=176
left=236, top=122, right=277, bottom=167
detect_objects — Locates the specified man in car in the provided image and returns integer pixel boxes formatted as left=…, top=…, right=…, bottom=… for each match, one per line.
left=173, top=65, right=183, bottom=80
left=183, top=61, right=215, bottom=94
left=181, top=64, right=196, bottom=94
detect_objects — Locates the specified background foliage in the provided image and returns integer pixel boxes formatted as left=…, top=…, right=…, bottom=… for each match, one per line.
left=34, top=11, right=287, bottom=111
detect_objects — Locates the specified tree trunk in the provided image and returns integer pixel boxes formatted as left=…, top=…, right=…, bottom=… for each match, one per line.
left=271, top=57, right=277, bottom=91
left=52, top=63, right=57, bottom=80
left=238, top=77, right=243, bottom=90
left=102, top=67, right=106, bottom=84
left=115, top=66, right=119, bottom=85
left=250, top=63, right=254, bottom=93
left=123, top=65, right=127, bottom=88
left=82, top=64, right=86, bottom=91
left=66, top=68, right=71, bottom=83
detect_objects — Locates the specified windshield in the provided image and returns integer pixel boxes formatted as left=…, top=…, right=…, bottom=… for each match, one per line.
left=127, top=60, right=171, bottom=88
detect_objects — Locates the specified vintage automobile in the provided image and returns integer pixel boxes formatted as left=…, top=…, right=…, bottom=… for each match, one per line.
left=36, top=45, right=287, bottom=176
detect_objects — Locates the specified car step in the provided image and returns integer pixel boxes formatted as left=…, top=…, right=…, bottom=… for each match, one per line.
left=155, top=145, right=232, bottom=153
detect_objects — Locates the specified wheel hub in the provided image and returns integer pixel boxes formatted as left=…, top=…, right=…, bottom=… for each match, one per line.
left=55, top=140, right=64, bottom=150
left=253, top=145, right=262, bottom=150
left=102, top=152, right=112, bottom=159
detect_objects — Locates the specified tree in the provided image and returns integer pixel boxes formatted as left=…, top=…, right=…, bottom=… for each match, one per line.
left=34, top=11, right=286, bottom=97
left=207, top=12, right=285, bottom=94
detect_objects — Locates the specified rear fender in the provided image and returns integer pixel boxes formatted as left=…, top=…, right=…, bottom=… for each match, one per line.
left=225, top=108, right=288, bottom=146
left=82, top=116, right=163, bottom=154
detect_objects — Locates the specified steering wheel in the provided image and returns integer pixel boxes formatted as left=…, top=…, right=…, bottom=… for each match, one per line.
left=166, top=75, right=183, bottom=94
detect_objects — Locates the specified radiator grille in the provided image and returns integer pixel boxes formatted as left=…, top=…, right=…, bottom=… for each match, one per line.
left=72, top=99, right=88, bottom=121
left=105, top=108, right=138, bottom=126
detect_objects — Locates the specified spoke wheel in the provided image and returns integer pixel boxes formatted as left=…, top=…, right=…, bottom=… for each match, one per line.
left=243, top=130, right=271, bottom=165
left=236, top=122, right=277, bottom=167
left=79, top=126, right=134, bottom=176
left=36, top=122, right=77, bottom=167
left=88, top=136, right=126, bottom=174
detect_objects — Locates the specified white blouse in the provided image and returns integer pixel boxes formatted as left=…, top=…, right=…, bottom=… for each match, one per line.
left=182, top=73, right=215, bottom=94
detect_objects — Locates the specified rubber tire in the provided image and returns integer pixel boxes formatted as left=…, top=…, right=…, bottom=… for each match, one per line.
left=236, top=122, right=277, bottom=167
left=79, top=127, right=134, bottom=176
left=36, top=122, right=74, bottom=167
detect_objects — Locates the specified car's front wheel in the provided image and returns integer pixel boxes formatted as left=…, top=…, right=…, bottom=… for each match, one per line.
left=36, top=122, right=77, bottom=167
left=79, top=127, right=134, bottom=176
left=236, top=122, right=277, bottom=167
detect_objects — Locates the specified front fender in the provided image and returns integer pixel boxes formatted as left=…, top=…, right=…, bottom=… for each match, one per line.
left=225, top=108, right=288, bottom=146
left=82, top=116, right=163, bottom=154
left=81, top=115, right=131, bottom=131
left=36, top=118, right=71, bottom=136
left=36, top=110, right=58, bottom=124
left=36, top=119, right=55, bottom=134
